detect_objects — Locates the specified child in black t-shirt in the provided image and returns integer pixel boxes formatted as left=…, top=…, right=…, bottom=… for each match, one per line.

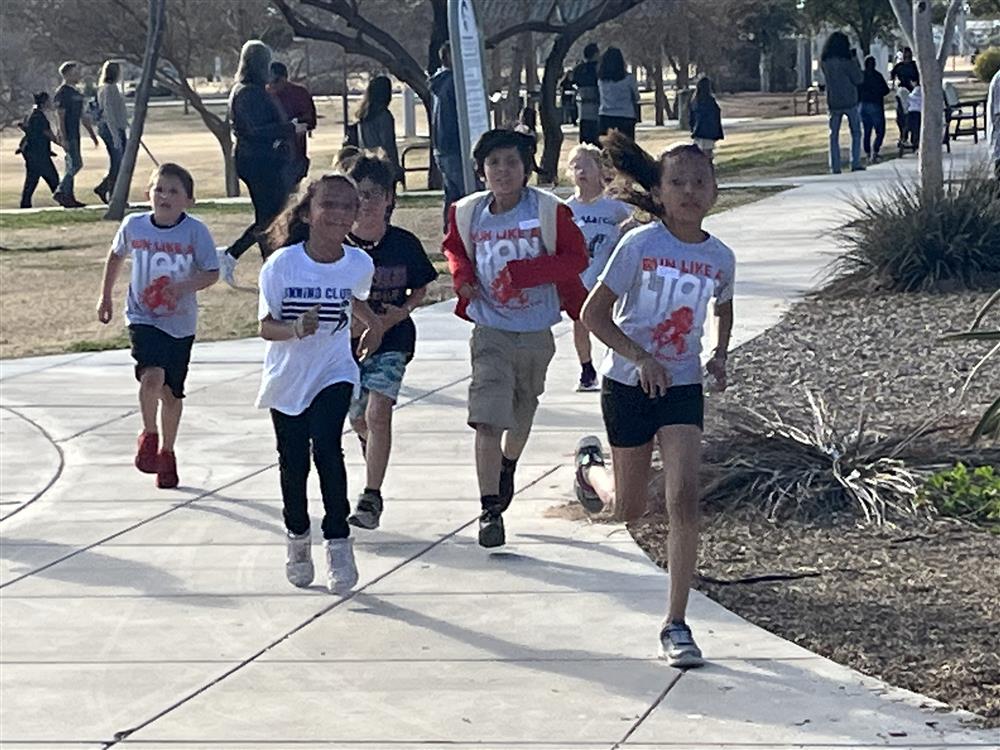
left=339, top=149, right=439, bottom=530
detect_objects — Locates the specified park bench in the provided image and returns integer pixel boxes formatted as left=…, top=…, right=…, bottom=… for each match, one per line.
left=944, top=85, right=987, bottom=146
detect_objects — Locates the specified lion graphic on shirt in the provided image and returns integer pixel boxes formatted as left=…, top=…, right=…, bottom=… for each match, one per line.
left=491, top=265, right=529, bottom=308
left=651, top=306, right=695, bottom=356
left=140, top=275, right=177, bottom=315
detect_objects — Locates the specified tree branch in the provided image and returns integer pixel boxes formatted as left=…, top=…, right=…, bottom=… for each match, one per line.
left=937, top=0, right=963, bottom=68
left=887, top=0, right=914, bottom=46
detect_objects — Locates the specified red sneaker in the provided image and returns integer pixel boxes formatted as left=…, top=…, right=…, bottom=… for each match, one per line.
left=135, top=432, right=159, bottom=474
left=156, top=450, right=178, bottom=489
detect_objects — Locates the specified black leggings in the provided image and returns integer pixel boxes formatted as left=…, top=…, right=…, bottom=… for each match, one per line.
left=227, top=151, right=291, bottom=260
left=270, top=382, right=353, bottom=540
left=599, top=115, right=636, bottom=141
left=20, top=156, right=59, bottom=208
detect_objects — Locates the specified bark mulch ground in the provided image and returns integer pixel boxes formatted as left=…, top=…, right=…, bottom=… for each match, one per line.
left=627, top=290, right=1000, bottom=727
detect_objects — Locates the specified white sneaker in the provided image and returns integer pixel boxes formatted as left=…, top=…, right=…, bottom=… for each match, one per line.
left=324, top=537, right=359, bottom=594
left=285, top=530, right=314, bottom=588
left=217, top=248, right=238, bottom=288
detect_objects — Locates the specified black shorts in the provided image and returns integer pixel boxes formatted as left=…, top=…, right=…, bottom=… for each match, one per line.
left=601, top=379, right=703, bottom=448
left=128, top=324, right=195, bottom=399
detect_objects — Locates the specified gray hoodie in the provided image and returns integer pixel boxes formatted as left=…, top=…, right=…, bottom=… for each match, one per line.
left=821, top=57, right=864, bottom=111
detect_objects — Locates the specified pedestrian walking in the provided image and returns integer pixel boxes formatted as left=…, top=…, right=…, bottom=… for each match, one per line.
left=430, top=42, right=467, bottom=229
left=442, top=129, right=588, bottom=548
left=820, top=32, right=865, bottom=173
left=575, top=133, right=735, bottom=668
left=16, top=92, right=61, bottom=208
left=256, top=173, right=384, bottom=594
left=96, top=163, right=220, bottom=489
left=346, top=76, right=401, bottom=183
left=572, top=43, right=601, bottom=146
left=598, top=47, right=639, bottom=141
left=858, top=56, right=890, bottom=164
left=267, top=61, right=318, bottom=190
left=53, top=61, right=99, bottom=208
left=94, top=60, right=130, bottom=204
left=689, top=77, right=724, bottom=157
left=560, top=69, right=577, bottom=125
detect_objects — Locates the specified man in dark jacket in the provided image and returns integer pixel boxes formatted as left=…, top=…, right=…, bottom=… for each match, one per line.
left=267, top=61, right=317, bottom=190
left=430, top=42, right=466, bottom=230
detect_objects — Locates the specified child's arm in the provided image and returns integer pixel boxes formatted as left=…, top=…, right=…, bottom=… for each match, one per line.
left=506, top=204, right=588, bottom=289
left=442, top=204, right=478, bottom=299
left=97, top=251, right=125, bottom=324
left=706, top=300, right=733, bottom=392
left=163, top=269, right=219, bottom=300
left=581, top=283, right=671, bottom=397
left=260, top=305, right=320, bottom=341
left=380, top=285, right=429, bottom=328
left=352, top=299, right=384, bottom=360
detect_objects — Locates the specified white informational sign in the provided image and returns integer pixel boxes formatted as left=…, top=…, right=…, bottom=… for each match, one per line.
left=448, top=0, right=490, bottom=193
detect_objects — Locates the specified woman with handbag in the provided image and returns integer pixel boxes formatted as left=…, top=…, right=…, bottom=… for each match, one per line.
left=218, top=40, right=307, bottom=287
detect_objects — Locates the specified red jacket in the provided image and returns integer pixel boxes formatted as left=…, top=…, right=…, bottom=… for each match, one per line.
left=442, top=194, right=589, bottom=322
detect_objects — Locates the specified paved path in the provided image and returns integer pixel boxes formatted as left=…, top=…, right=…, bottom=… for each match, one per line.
left=2, top=141, right=997, bottom=748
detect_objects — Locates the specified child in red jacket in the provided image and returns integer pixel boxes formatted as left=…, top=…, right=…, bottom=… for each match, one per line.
left=443, top=129, right=588, bottom=548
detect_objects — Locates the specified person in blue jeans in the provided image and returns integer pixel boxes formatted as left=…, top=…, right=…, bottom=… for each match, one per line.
left=820, top=32, right=864, bottom=174
left=858, top=56, right=890, bottom=164
left=429, top=42, right=468, bottom=230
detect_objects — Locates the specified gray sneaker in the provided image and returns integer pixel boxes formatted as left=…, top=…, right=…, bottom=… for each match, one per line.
left=324, top=537, right=359, bottom=594
left=573, top=435, right=606, bottom=513
left=285, top=530, right=314, bottom=588
left=348, top=490, right=383, bottom=530
left=659, top=621, right=704, bottom=668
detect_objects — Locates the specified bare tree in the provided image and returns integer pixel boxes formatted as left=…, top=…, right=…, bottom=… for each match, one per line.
left=0, top=29, right=51, bottom=129
left=106, top=0, right=167, bottom=220
left=887, top=0, right=963, bottom=199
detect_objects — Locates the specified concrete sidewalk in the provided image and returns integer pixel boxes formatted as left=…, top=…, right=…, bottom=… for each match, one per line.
left=2, top=141, right=997, bottom=748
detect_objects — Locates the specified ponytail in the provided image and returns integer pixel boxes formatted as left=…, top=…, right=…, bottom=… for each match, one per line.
left=600, top=130, right=662, bottom=216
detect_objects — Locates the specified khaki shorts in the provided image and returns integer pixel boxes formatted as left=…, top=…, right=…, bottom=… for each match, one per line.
left=468, top=326, right=556, bottom=430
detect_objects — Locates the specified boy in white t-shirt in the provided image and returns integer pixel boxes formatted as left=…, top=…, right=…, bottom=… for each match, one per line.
left=256, top=173, right=383, bottom=595
left=565, top=143, right=632, bottom=391
left=97, top=163, right=219, bottom=489
left=576, top=135, right=735, bottom=669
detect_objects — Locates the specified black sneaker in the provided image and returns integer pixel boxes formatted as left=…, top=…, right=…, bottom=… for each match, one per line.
left=478, top=497, right=505, bottom=548
left=498, top=457, right=516, bottom=512
left=348, top=489, right=383, bottom=530
left=573, top=435, right=606, bottom=513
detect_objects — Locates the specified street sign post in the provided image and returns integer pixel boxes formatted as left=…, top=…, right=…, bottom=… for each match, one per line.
left=448, top=0, right=490, bottom=194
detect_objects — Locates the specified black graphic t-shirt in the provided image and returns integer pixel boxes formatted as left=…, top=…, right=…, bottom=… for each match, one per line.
left=348, top=226, right=438, bottom=359
left=53, top=84, right=84, bottom=142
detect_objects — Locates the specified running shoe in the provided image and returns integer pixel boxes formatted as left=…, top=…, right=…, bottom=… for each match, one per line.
left=217, top=248, right=238, bottom=288
left=135, top=431, right=159, bottom=474
left=324, top=537, right=359, bottom=594
left=659, top=621, right=704, bottom=668
left=155, top=450, right=179, bottom=489
left=285, top=530, right=314, bottom=588
left=348, top=489, right=383, bottom=530
left=573, top=435, right=605, bottom=513
left=478, top=505, right=506, bottom=548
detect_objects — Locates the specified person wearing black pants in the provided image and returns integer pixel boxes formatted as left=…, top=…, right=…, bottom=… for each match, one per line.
left=271, top=382, right=353, bottom=540
left=219, top=40, right=306, bottom=287
left=18, top=92, right=61, bottom=208
left=256, top=173, right=382, bottom=595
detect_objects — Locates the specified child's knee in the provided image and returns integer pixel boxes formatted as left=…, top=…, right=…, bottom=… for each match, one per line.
left=139, top=367, right=165, bottom=387
left=159, top=386, right=180, bottom=404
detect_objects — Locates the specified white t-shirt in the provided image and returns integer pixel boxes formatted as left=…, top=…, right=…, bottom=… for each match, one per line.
left=566, top=195, right=632, bottom=289
left=256, top=242, right=374, bottom=415
left=597, top=222, right=735, bottom=388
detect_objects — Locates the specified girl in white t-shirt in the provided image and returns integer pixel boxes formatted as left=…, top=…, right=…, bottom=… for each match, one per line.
left=576, top=132, right=735, bottom=670
left=256, top=173, right=383, bottom=595
left=565, top=144, right=632, bottom=391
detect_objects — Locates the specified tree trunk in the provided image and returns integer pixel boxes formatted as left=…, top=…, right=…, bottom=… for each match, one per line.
left=538, top=32, right=577, bottom=184
left=759, top=49, right=772, bottom=93
left=106, top=0, right=166, bottom=220
left=913, top=0, right=945, bottom=200
left=653, top=57, right=666, bottom=126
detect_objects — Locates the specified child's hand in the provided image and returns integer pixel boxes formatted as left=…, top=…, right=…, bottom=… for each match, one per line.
left=637, top=353, right=671, bottom=398
left=97, top=297, right=113, bottom=324
left=379, top=304, right=409, bottom=328
left=293, top=304, right=321, bottom=339
left=357, top=322, right=384, bottom=361
left=457, top=283, right=478, bottom=300
left=706, top=354, right=728, bottom=392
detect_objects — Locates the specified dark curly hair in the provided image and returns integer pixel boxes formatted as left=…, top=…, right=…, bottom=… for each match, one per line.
left=472, top=128, right=536, bottom=184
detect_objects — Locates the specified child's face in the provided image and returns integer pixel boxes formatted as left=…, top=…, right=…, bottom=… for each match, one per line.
left=305, top=179, right=359, bottom=244
left=569, top=153, right=602, bottom=192
left=653, top=154, right=717, bottom=225
left=355, top=178, right=391, bottom=228
left=483, top=147, right=526, bottom=200
left=148, top=174, right=193, bottom=224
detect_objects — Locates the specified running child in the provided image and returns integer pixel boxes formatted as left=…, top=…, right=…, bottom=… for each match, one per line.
left=338, top=148, right=439, bottom=530
left=256, top=174, right=383, bottom=594
left=443, top=129, right=588, bottom=548
left=97, top=163, right=219, bottom=489
left=576, top=133, right=735, bottom=668
left=565, top=143, right=632, bottom=391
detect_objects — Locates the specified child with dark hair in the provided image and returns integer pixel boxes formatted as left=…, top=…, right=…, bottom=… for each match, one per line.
left=17, top=92, right=61, bottom=208
left=257, top=174, right=384, bottom=594
left=443, top=128, right=589, bottom=548
left=97, top=164, right=220, bottom=489
left=336, top=149, right=439, bottom=530
left=575, top=132, right=735, bottom=668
